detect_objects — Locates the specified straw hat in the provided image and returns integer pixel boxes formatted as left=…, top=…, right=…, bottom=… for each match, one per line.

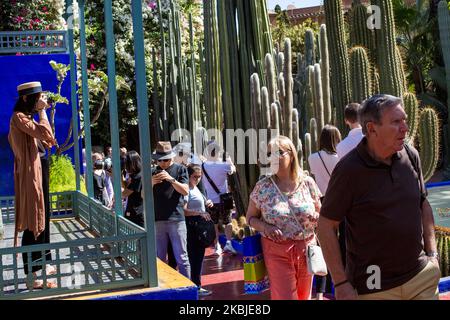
left=17, top=81, right=43, bottom=96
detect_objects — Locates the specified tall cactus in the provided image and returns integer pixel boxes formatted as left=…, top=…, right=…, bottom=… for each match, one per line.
left=324, top=0, right=352, bottom=132
left=403, top=92, right=420, bottom=143
left=250, top=73, right=261, bottom=130
left=203, top=0, right=222, bottom=130
left=350, top=0, right=375, bottom=63
left=313, top=64, right=325, bottom=134
left=319, top=25, right=332, bottom=125
left=265, top=53, right=277, bottom=104
left=373, top=0, right=405, bottom=97
left=310, top=118, right=318, bottom=153
left=372, top=68, right=381, bottom=94
left=418, top=107, right=440, bottom=182
left=305, top=65, right=315, bottom=125
left=350, top=46, right=372, bottom=104
left=305, top=28, right=316, bottom=67
left=284, top=38, right=294, bottom=140
left=271, top=102, right=280, bottom=137
left=304, top=133, right=312, bottom=171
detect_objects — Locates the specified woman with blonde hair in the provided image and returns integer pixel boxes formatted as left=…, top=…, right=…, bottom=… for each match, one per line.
left=246, top=136, right=322, bottom=300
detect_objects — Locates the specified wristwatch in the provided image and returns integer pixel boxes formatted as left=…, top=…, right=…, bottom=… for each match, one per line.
left=169, top=178, right=176, bottom=184
left=427, top=252, right=439, bottom=259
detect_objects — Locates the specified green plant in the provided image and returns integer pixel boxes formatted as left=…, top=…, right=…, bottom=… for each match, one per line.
left=403, top=92, right=420, bottom=143
left=373, top=0, right=406, bottom=97
left=349, top=46, right=372, bottom=104
left=324, top=0, right=352, bottom=132
left=49, top=154, right=87, bottom=194
left=436, top=226, right=450, bottom=277
left=418, top=107, right=440, bottom=182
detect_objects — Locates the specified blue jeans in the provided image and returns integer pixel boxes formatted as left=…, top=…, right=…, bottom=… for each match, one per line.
left=155, top=220, right=191, bottom=279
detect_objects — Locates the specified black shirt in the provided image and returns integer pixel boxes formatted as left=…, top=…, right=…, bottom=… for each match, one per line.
left=152, top=163, right=189, bottom=221
left=125, top=172, right=143, bottom=216
left=321, top=138, right=428, bottom=294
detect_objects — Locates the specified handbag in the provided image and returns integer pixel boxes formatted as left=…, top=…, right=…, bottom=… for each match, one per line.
left=193, top=218, right=216, bottom=248
left=269, top=177, right=328, bottom=276
left=188, top=188, right=216, bottom=248
left=202, top=163, right=234, bottom=210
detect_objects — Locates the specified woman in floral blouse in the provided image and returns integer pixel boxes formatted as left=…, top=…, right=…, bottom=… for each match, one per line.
left=246, top=136, right=322, bottom=300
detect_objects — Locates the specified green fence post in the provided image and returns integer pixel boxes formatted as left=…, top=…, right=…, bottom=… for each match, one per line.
left=104, top=0, right=123, bottom=218
left=65, top=0, right=81, bottom=191
left=131, top=0, right=158, bottom=288
left=78, top=0, right=94, bottom=198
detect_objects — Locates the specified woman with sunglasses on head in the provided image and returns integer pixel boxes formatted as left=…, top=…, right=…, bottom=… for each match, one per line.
left=184, top=164, right=214, bottom=297
left=246, top=136, right=322, bottom=300
left=8, top=82, right=57, bottom=289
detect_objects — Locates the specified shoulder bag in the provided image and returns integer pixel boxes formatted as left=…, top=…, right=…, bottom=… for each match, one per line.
left=189, top=188, right=216, bottom=248
left=270, top=176, right=328, bottom=276
left=202, top=163, right=234, bottom=210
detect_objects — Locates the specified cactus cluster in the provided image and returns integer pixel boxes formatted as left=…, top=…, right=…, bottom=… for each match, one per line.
left=436, top=227, right=450, bottom=277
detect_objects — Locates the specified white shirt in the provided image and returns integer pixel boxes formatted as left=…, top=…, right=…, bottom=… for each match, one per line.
left=308, top=151, right=340, bottom=195
left=202, top=161, right=232, bottom=204
left=336, top=127, right=364, bottom=159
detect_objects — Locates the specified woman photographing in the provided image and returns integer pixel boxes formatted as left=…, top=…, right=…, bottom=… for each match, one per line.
left=8, top=81, right=57, bottom=289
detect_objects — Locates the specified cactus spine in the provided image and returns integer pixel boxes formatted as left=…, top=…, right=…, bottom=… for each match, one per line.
left=373, top=0, right=405, bottom=97
left=319, top=25, right=332, bottom=125
left=418, top=108, right=440, bottom=182
left=403, top=92, right=420, bottom=143
left=350, top=46, right=372, bottom=103
left=324, top=0, right=352, bottom=132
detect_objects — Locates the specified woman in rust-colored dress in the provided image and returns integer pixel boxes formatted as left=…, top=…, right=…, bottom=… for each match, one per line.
left=8, top=81, right=56, bottom=289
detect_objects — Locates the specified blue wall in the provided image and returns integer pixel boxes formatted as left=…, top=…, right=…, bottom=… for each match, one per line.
left=0, top=53, right=79, bottom=196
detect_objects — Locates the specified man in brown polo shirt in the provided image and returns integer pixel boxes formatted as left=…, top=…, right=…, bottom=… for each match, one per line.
left=318, top=94, right=441, bottom=300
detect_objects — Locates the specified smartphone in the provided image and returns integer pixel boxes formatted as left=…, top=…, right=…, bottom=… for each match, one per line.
left=153, top=169, right=163, bottom=175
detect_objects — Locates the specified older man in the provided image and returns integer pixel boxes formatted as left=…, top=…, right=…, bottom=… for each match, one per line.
left=318, top=94, right=441, bottom=300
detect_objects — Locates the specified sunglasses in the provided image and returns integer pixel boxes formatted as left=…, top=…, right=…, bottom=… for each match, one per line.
left=266, top=150, right=290, bottom=158
left=157, top=159, right=170, bottom=163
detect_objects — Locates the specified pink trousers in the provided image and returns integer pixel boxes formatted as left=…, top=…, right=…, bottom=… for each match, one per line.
left=261, top=236, right=314, bottom=300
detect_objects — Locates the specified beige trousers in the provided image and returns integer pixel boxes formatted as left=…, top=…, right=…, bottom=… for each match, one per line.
left=358, top=260, right=441, bottom=300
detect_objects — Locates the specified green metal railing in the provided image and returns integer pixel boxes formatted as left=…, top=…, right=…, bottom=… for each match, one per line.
left=0, top=31, right=68, bottom=53
left=0, top=191, right=147, bottom=299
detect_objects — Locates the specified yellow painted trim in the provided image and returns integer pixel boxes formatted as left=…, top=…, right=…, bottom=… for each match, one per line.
left=63, top=259, right=196, bottom=300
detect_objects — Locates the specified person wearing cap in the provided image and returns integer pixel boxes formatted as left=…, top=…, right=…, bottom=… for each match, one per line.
left=8, top=81, right=57, bottom=289
left=151, top=141, right=191, bottom=279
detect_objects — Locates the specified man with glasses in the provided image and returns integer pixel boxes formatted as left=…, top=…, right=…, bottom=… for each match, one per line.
left=152, top=141, right=191, bottom=279
left=318, top=94, right=440, bottom=300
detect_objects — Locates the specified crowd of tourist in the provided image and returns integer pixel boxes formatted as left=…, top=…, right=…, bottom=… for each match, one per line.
left=9, top=81, right=440, bottom=299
